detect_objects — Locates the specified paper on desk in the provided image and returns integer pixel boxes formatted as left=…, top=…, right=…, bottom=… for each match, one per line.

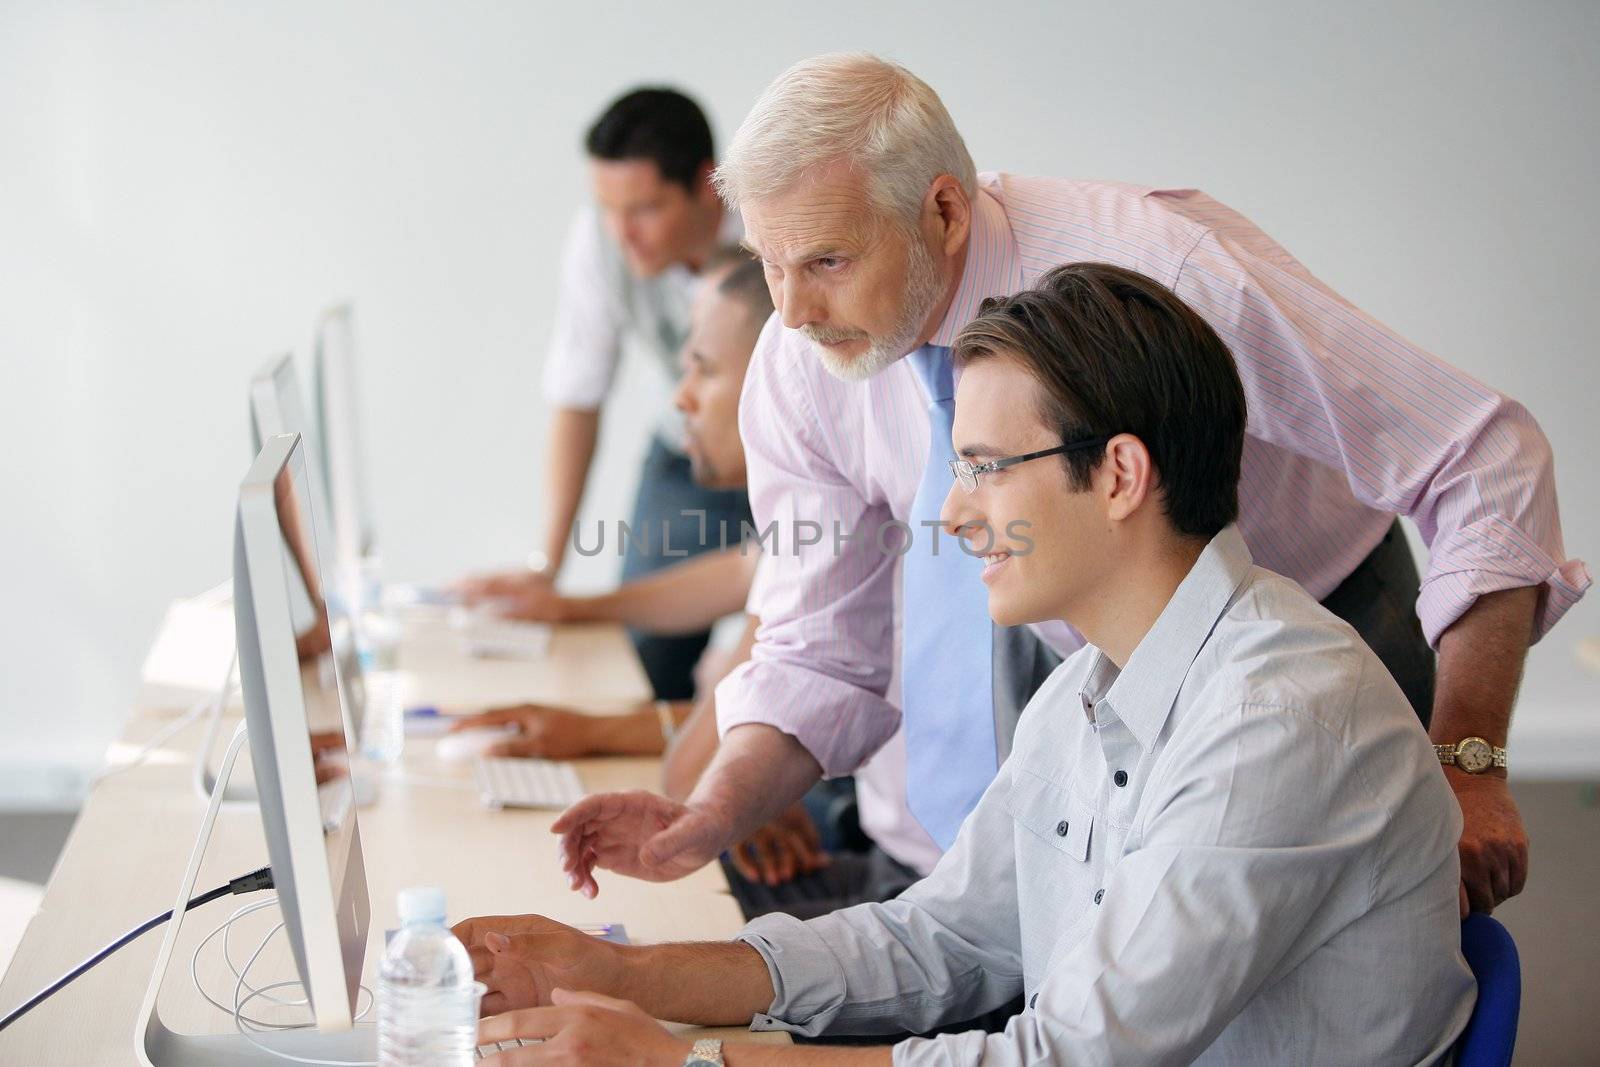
left=139, top=589, right=238, bottom=709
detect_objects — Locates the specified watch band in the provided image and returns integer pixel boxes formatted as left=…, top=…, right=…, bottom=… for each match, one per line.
left=1434, top=738, right=1508, bottom=772
left=684, top=1037, right=725, bottom=1066
left=655, top=700, right=678, bottom=745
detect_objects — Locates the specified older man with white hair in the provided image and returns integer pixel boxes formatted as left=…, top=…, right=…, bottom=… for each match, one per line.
left=554, top=52, right=1588, bottom=921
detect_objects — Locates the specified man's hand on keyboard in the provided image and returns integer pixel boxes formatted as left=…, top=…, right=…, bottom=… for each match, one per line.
left=452, top=704, right=629, bottom=760
left=451, top=913, right=623, bottom=1017
left=455, top=569, right=569, bottom=623
left=476, top=988, right=689, bottom=1067
left=552, top=790, right=730, bottom=897
left=729, top=802, right=830, bottom=887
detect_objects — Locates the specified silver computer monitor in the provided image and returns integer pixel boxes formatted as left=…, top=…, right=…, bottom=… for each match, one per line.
left=312, top=305, right=377, bottom=590
left=250, top=353, right=333, bottom=533
left=232, top=432, right=370, bottom=1031
left=248, top=353, right=365, bottom=724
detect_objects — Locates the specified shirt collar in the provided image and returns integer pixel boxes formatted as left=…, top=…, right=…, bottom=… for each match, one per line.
left=929, top=188, right=1021, bottom=348
left=1078, top=525, right=1256, bottom=751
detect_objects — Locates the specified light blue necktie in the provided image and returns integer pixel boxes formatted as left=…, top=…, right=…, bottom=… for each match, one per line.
left=901, top=344, right=997, bottom=850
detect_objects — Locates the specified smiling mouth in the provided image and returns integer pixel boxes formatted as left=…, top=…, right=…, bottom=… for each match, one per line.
left=980, top=552, right=1011, bottom=582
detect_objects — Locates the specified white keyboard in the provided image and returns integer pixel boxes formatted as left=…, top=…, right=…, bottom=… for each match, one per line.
left=477, top=1038, right=541, bottom=1058
left=316, top=780, right=352, bottom=833
left=473, top=757, right=584, bottom=810
left=448, top=609, right=552, bottom=659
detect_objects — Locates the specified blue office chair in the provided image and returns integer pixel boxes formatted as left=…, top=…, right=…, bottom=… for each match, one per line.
left=1455, top=913, right=1521, bottom=1067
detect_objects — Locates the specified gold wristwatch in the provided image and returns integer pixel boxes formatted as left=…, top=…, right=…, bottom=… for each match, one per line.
left=1434, top=737, right=1507, bottom=774
left=684, top=1038, right=724, bottom=1066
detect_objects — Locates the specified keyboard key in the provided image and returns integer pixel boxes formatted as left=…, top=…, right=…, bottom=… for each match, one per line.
left=474, top=757, right=585, bottom=810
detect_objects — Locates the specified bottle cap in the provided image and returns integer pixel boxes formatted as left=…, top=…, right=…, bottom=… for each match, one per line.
left=397, top=886, right=447, bottom=925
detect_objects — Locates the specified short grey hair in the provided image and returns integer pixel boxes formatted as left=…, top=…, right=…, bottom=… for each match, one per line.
left=714, top=53, right=977, bottom=227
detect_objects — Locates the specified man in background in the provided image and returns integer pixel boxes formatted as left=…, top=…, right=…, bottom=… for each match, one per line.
left=463, top=87, right=749, bottom=702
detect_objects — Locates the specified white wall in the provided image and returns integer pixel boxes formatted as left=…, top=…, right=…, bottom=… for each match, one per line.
left=2, top=1, right=1595, bottom=805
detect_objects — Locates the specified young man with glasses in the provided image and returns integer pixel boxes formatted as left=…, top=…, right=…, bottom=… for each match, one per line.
left=453, top=263, right=1474, bottom=1066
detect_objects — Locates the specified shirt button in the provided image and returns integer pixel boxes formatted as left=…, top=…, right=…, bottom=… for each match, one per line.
left=1055, top=820, right=1069, bottom=837
left=1029, top=993, right=1038, bottom=1009
left=1113, top=770, right=1128, bottom=787
left=1094, top=889, right=1105, bottom=904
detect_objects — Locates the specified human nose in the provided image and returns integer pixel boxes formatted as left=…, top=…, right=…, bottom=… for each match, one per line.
left=672, top=372, right=697, bottom=414
left=939, top=478, right=984, bottom=548
left=777, top=273, right=823, bottom=331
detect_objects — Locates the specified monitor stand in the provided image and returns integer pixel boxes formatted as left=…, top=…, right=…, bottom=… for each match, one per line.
left=137, top=723, right=374, bottom=1066
left=191, top=651, right=260, bottom=808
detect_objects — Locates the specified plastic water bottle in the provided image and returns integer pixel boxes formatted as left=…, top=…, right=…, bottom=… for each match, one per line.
left=357, top=606, right=405, bottom=764
left=377, top=887, right=481, bottom=1066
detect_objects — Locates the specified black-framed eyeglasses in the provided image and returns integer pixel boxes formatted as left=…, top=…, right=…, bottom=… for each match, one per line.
left=948, top=437, right=1113, bottom=493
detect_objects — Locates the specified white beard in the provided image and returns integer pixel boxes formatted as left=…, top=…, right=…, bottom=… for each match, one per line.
left=807, top=236, right=947, bottom=383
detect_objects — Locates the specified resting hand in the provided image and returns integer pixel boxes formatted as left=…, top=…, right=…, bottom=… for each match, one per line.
left=476, top=988, right=688, bottom=1067
left=455, top=569, right=568, bottom=622
left=551, top=790, right=733, bottom=897
left=1448, top=770, right=1528, bottom=916
left=451, top=913, right=624, bottom=1017
left=451, top=705, right=612, bottom=760
left=729, top=802, right=830, bottom=887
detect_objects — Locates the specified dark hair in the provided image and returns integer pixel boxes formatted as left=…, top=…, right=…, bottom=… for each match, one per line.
left=952, top=262, right=1247, bottom=538
left=585, top=87, right=714, bottom=191
left=713, top=252, right=775, bottom=328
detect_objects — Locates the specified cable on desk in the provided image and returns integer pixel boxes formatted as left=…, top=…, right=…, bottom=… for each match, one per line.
left=227, top=913, right=377, bottom=1066
left=187, top=896, right=374, bottom=1028
left=0, top=865, right=274, bottom=1033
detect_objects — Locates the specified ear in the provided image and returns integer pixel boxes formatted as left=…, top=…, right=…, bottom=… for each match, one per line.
left=1099, top=434, right=1155, bottom=522
left=925, top=175, right=971, bottom=257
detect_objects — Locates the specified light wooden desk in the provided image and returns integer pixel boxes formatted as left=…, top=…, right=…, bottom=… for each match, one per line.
left=0, top=601, right=786, bottom=1062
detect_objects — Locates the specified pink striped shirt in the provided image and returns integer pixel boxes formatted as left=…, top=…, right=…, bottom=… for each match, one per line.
left=717, top=173, right=1591, bottom=778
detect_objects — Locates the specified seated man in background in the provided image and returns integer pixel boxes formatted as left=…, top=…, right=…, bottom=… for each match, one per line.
left=454, top=264, right=1475, bottom=1065
left=461, top=252, right=940, bottom=910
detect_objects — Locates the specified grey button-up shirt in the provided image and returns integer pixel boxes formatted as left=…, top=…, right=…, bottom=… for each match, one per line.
left=740, top=526, right=1475, bottom=1065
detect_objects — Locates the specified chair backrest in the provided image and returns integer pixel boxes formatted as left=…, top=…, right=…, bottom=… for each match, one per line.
left=1455, top=913, right=1521, bottom=1067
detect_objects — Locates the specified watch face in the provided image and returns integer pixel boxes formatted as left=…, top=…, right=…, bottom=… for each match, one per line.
left=1457, top=738, right=1494, bottom=773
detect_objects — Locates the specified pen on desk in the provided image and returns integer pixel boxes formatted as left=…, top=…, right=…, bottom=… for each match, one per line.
left=404, top=706, right=450, bottom=736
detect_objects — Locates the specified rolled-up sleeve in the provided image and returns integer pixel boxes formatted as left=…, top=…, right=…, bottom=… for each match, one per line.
left=1174, top=232, right=1589, bottom=644
left=541, top=207, right=625, bottom=411
left=739, top=756, right=1023, bottom=1039
left=714, top=319, right=905, bottom=776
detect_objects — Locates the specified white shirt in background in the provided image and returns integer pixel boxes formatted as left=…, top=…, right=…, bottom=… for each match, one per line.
left=540, top=204, right=743, bottom=451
